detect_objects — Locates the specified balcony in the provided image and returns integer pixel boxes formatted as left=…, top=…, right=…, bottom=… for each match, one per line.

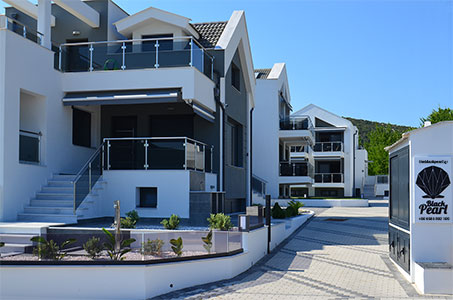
left=314, top=173, right=344, bottom=183
left=104, top=137, right=213, bottom=172
left=279, top=116, right=315, bottom=144
left=313, top=142, right=344, bottom=156
left=0, top=15, right=43, bottom=45
left=279, top=162, right=314, bottom=185
left=57, top=36, right=213, bottom=79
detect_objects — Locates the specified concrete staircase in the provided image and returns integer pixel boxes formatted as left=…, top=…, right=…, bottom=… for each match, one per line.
left=17, top=174, right=86, bottom=224
left=363, top=183, right=375, bottom=199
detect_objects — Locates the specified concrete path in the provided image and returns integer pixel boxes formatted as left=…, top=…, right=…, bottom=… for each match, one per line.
left=156, top=200, right=452, bottom=299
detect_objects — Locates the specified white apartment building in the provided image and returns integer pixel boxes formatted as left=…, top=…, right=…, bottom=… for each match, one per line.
left=253, top=68, right=368, bottom=199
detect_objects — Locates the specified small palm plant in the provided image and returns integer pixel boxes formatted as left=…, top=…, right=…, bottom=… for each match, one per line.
left=30, top=236, right=76, bottom=260
left=170, top=237, right=183, bottom=257
left=102, top=228, right=136, bottom=261
left=201, top=230, right=213, bottom=254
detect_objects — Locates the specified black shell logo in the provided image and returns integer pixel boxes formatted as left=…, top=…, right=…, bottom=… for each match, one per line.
left=416, top=166, right=450, bottom=199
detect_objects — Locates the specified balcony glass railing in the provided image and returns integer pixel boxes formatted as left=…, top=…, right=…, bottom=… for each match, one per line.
left=313, top=142, right=343, bottom=152
left=19, top=130, right=41, bottom=164
left=279, top=162, right=314, bottom=177
left=1, top=15, right=43, bottom=45
left=314, top=173, right=344, bottom=183
left=57, top=37, right=214, bottom=79
left=279, top=115, right=313, bottom=130
left=104, top=137, right=213, bottom=173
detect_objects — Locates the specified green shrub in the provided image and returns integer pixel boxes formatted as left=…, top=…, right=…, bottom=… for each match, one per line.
left=161, top=214, right=180, bottom=230
left=120, top=210, right=140, bottom=229
left=170, top=237, right=183, bottom=257
left=83, top=236, right=103, bottom=259
left=285, top=206, right=297, bottom=218
left=102, top=228, right=136, bottom=261
left=142, top=238, right=164, bottom=256
left=271, top=202, right=286, bottom=219
left=288, top=200, right=304, bottom=215
left=201, top=230, right=213, bottom=253
left=0, top=242, right=4, bottom=247
left=207, top=213, right=233, bottom=231
left=30, top=236, right=76, bottom=260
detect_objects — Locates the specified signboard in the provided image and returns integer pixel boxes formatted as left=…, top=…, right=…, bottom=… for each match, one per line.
left=414, top=156, right=452, bottom=223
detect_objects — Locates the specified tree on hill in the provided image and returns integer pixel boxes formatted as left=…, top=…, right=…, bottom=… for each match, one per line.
left=420, top=106, right=453, bottom=126
left=365, top=125, right=402, bottom=175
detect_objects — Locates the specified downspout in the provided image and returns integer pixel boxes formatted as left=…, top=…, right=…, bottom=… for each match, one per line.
left=249, top=107, right=254, bottom=206
left=219, top=77, right=226, bottom=193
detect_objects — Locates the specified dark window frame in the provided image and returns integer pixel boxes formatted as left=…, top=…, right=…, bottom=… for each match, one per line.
left=138, top=187, right=158, bottom=208
left=72, top=108, right=91, bottom=148
left=227, top=119, right=243, bottom=168
left=231, top=63, right=241, bottom=91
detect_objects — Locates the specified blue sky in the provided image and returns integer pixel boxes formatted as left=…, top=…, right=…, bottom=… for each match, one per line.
left=1, top=0, right=452, bottom=127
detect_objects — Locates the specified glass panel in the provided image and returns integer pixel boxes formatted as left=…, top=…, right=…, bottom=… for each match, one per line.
left=61, top=45, right=90, bottom=72
left=314, top=174, right=322, bottom=183
left=159, top=40, right=191, bottom=68
left=74, top=168, right=89, bottom=209
left=92, top=43, right=123, bottom=71
left=333, top=142, right=342, bottom=151
left=125, top=42, right=156, bottom=70
left=203, top=51, right=212, bottom=78
left=294, top=163, right=308, bottom=176
left=147, top=140, right=185, bottom=170
left=90, top=151, right=102, bottom=190
left=333, top=173, right=342, bottom=183
left=195, top=144, right=204, bottom=171
left=186, top=141, right=196, bottom=170
left=204, top=147, right=212, bottom=173
left=322, top=174, right=332, bottom=183
left=191, top=41, right=203, bottom=72
left=280, top=163, right=293, bottom=176
left=313, top=143, right=322, bottom=152
left=108, top=140, right=145, bottom=170
left=323, top=143, right=332, bottom=152
left=19, top=134, right=39, bottom=163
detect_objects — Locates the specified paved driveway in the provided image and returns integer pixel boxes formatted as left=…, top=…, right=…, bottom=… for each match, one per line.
left=156, top=201, right=451, bottom=299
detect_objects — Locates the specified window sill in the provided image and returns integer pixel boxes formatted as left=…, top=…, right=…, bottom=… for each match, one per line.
left=19, top=161, right=46, bottom=167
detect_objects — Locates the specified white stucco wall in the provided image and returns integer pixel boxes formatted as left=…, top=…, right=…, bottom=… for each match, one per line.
left=0, top=30, right=97, bottom=221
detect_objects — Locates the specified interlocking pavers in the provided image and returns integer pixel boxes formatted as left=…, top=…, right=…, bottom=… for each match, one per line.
left=155, top=201, right=451, bottom=299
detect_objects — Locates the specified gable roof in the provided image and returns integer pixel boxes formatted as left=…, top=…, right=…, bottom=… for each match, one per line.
left=293, top=104, right=354, bottom=128
left=114, top=6, right=199, bottom=38
left=255, top=68, right=272, bottom=79
left=192, top=22, right=228, bottom=48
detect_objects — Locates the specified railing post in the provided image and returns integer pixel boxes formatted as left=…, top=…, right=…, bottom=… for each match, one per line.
left=202, top=144, right=206, bottom=172
left=155, top=40, right=159, bottom=68
left=23, top=25, right=26, bottom=38
left=121, top=42, right=126, bottom=70
left=189, top=37, right=193, bottom=67
left=73, top=181, right=76, bottom=215
left=59, top=45, right=62, bottom=71
left=107, top=140, right=111, bottom=170
left=144, top=139, right=149, bottom=170
left=184, top=138, right=188, bottom=170
left=101, top=143, right=105, bottom=170
left=293, top=163, right=296, bottom=176
left=89, top=43, right=94, bottom=71
left=201, top=48, right=204, bottom=72
left=88, top=162, right=92, bottom=193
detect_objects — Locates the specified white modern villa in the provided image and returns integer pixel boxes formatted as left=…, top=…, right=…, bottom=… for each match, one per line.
left=253, top=68, right=368, bottom=199
left=0, top=0, right=256, bottom=223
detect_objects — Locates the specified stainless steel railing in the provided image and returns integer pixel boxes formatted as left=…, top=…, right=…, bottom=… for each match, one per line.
left=1, top=15, right=43, bottom=45
left=58, top=36, right=214, bottom=80
left=279, top=162, right=314, bottom=177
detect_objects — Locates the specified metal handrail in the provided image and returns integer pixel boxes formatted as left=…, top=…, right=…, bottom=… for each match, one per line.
left=1, top=15, right=44, bottom=42
left=19, top=129, right=42, bottom=137
left=73, top=143, right=104, bottom=183
left=103, top=136, right=210, bottom=146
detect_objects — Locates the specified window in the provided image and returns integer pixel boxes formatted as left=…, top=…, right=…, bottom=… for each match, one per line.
left=138, top=187, right=157, bottom=208
left=72, top=108, right=91, bottom=148
left=231, top=63, right=240, bottom=91
left=142, top=34, right=173, bottom=52
left=228, top=119, right=243, bottom=167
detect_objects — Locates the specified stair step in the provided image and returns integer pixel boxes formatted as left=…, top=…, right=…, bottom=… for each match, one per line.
left=0, top=234, right=35, bottom=244
left=0, top=251, right=23, bottom=258
left=17, top=213, right=77, bottom=223
left=24, top=206, right=75, bottom=215
left=30, top=199, right=73, bottom=207
left=36, top=193, right=73, bottom=200
left=52, top=174, right=76, bottom=181
left=47, top=180, right=74, bottom=187
left=41, top=186, right=73, bottom=193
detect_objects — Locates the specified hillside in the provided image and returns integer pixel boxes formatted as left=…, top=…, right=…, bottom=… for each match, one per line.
left=344, top=117, right=414, bottom=146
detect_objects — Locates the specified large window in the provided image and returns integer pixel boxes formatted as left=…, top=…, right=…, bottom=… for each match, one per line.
left=73, top=108, right=91, bottom=148
left=228, top=119, right=243, bottom=167
left=231, top=63, right=241, bottom=91
left=142, top=34, right=173, bottom=52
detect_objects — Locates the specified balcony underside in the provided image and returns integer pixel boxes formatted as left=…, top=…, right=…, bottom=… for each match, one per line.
left=313, top=152, right=344, bottom=158
left=278, top=176, right=313, bottom=185
left=279, top=130, right=314, bottom=144
left=62, top=67, right=216, bottom=113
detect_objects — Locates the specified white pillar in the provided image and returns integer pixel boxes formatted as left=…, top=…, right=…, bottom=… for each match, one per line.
left=37, top=0, right=52, bottom=49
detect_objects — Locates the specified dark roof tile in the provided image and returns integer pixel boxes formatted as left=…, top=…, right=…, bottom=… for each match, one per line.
left=255, top=68, right=272, bottom=79
left=192, top=21, right=228, bottom=48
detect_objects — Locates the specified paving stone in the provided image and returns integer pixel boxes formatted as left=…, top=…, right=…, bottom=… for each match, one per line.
left=155, top=201, right=451, bottom=299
